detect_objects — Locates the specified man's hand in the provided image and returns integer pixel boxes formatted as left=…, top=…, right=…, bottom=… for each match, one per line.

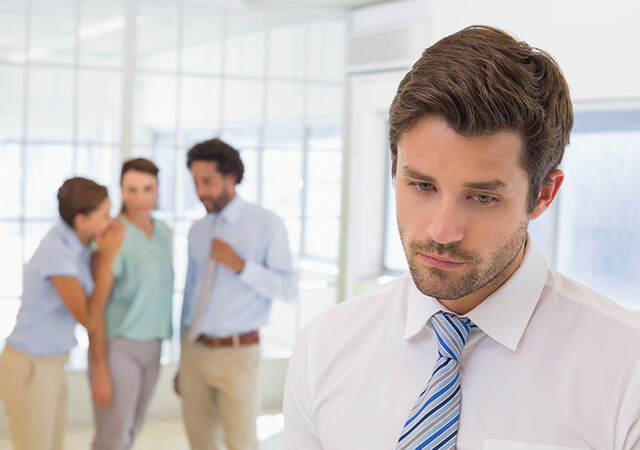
left=173, top=371, right=181, bottom=396
left=91, top=365, right=113, bottom=408
left=211, top=239, right=245, bottom=273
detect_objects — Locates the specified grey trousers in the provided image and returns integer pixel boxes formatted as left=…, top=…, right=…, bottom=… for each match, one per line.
left=91, top=337, right=162, bottom=450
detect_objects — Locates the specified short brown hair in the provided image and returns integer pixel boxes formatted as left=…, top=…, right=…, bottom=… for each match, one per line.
left=389, top=25, right=573, bottom=212
left=57, top=177, right=108, bottom=228
left=186, top=138, right=244, bottom=184
left=120, top=157, right=159, bottom=184
left=120, top=158, right=159, bottom=213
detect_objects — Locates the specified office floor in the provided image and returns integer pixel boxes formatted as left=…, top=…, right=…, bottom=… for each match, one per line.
left=0, top=414, right=284, bottom=450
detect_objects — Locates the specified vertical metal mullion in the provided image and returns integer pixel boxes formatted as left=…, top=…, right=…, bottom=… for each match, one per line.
left=336, top=14, right=351, bottom=303
left=299, top=22, right=310, bottom=259
left=174, top=1, right=183, bottom=225
left=256, top=10, right=268, bottom=206
left=218, top=9, right=227, bottom=133
left=71, top=0, right=80, bottom=173
left=20, top=0, right=32, bottom=267
left=121, top=0, right=137, bottom=161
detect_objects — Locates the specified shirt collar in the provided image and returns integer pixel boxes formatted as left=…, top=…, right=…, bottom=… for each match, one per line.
left=210, top=194, right=244, bottom=226
left=55, top=219, right=88, bottom=257
left=403, top=237, right=549, bottom=352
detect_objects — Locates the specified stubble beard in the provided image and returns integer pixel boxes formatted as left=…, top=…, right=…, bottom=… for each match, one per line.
left=400, top=220, right=528, bottom=301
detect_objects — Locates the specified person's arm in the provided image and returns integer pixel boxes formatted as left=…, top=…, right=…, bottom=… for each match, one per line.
left=50, top=222, right=124, bottom=332
left=175, top=229, right=197, bottom=397
left=87, top=253, right=113, bottom=408
left=212, top=218, right=297, bottom=301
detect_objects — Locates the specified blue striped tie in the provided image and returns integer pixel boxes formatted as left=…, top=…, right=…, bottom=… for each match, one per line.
left=396, top=311, right=475, bottom=450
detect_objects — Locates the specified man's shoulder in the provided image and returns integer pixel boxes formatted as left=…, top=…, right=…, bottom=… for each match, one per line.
left=187, top=215, right=211, bottom=235
left=242, top=201, right=282, bottom=224
left=546, top=269, right=640, bottom=336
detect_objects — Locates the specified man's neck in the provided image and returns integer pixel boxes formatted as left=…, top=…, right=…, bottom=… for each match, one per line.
left=438, top=242, right=526, bottom=315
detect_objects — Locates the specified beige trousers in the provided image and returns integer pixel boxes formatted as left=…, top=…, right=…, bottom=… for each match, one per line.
left=179, top=338, right=260, bottom=450
left=0, top=345, right=68, bottom=450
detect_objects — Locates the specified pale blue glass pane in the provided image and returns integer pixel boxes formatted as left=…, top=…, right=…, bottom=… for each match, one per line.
left=182, top=4, right=223, bottom=74
left=28, top=68, right=73, bottom=141
left=224, top=17, right=264, bottom=77
left=220, top=128, right=259, bottom=149
left=236, top=150, right=258, bottom=203
left=306, top=19, right=346, bottom=81
left=308, top=123, right=342, bottom=152
left=77, top=69, right=122, bottom=144
left=222, top=80, right=262, bottom=128
left=75, top=144, right=120, bottom=209
left=305, top=218, right=339, bottom=261
left=307, top=183, right=340, bottom=218
left=0, top=298, right=21, bottom=343
left=0, top=0, right=25, bottom=62
left=307, top=85, right=343, bottom=124
left=0, top=66, right=23, bottom=140
left=308, top=151, right=341, bottom=183
left=263, top=150, right=302, bottom=218
left=133, top=74, right=176, bottom=146
left=268, top=23, right=304, bottom=79
left=25, top=145, right=73, bottom=218
left=24, top=220, right=55, bottom=262
left=150, top=146, right=176, bottom=213
left=556, top=131, right=640, bottom=310
left=79, top=0, right=125, bottom=68
left=265, top=125, right=303, bottom=150
left=136, top=1, right=178, bottom=71
left=0, top=143, right=22, bottom=218
left=29, top=0, right=75, bottom=64
left=266, top=81, right=303, bottom=126
left=180, top=76, right=220, bottom=145
left=0, top=222, right=22, bottom=297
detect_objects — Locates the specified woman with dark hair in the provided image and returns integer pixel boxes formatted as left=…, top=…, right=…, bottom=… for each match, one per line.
left=0, top=177, right=125, bottom=450
left=89, top=158, right=174, bottom=450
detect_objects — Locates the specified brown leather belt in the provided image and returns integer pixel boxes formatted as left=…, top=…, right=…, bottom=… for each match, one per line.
left=196, top=330, right=260, bottom=348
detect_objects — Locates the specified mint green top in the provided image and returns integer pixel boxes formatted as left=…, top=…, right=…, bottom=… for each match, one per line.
left=101, top=216, right=174, bottom=341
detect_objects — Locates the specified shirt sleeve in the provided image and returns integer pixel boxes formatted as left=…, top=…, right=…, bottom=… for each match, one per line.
left=238, top=216, right=297, bottom=302
left=181, top=229, right=197, bottom=332
left=283, top=328, right=323, bottom=449
left=40, top=239, right=81, bottom=280
left=616, top=357, right=640, bottom=449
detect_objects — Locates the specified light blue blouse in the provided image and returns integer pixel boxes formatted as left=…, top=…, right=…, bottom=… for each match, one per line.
left=8, top=221, right=93, bottom=356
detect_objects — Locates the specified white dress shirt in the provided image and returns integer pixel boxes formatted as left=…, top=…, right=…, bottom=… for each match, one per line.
left=283, top=241, right=640, bottom=450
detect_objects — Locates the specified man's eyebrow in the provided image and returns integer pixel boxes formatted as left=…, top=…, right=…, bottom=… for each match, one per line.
left=402, top=167, right=437, bottom=183
left=402, top=166, right=507, bottom=191
left=463, top=180, right=506, bottom=191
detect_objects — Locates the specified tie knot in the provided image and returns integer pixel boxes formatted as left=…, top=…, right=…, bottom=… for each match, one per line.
left=431, top=311, right=474, bottom=361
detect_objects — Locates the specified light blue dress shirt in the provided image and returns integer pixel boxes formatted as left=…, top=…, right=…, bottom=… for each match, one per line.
left=181, top=195, right=296, bottom=337
left=8, top=221, right=94, bottom=356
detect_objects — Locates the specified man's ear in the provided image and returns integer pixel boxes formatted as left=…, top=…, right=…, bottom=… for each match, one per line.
left=529, top=169, right=564, bottom=221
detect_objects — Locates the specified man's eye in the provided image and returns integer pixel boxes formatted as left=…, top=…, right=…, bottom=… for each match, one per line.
left=472, top=194, right=497, bottom=204
left=409, top=181, right=434, bottom=192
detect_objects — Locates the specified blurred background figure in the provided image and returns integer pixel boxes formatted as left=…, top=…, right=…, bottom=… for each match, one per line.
left=90, top=158, right=174, bottom=450
left=0, top=177, right=124, bottom=450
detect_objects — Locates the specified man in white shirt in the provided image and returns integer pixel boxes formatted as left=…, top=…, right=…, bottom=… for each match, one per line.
left=283, top=25, right=640, bottom=450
